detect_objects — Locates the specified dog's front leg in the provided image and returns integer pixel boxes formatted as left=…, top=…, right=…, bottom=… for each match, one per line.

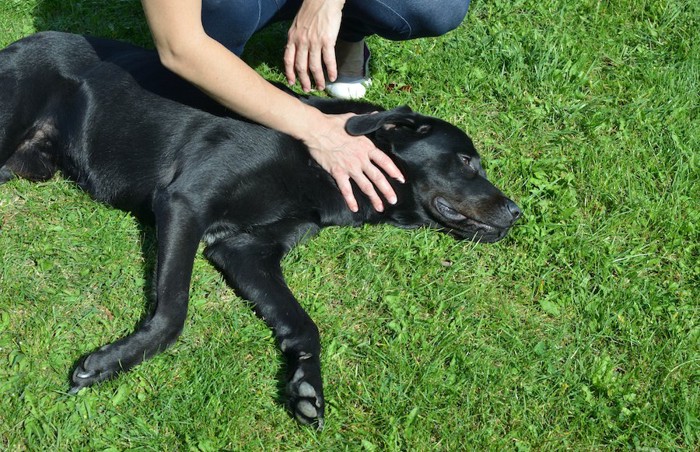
left=205, top=234, right=325, bottom=429
left=70, top=190, right=204, bottom=393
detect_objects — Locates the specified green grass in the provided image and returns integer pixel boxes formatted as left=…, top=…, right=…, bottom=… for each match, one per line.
left=1, top=0, right=698, bottom=449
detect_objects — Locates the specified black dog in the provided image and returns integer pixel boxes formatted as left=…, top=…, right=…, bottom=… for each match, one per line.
left=0, top=31, right=520, bottom=427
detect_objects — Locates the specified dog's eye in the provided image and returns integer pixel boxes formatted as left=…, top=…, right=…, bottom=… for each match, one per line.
left=459, top=154, right=475, bottom=171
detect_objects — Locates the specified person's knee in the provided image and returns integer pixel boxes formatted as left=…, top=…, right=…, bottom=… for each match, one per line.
left=201, top=0, right=260, bottom=54
left=408, top=1, right=471, bottom=38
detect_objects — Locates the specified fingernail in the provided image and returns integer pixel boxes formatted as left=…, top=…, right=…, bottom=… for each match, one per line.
left=389, top=196, right=397, bottom=205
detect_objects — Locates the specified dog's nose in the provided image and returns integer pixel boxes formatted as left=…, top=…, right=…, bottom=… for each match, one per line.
left=506, top=199, right=522, bottom=223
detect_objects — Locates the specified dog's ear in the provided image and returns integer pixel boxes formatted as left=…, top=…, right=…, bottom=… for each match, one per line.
left=345, top=106, right=419, bottom=136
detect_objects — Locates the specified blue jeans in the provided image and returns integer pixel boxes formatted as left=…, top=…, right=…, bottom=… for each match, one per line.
left=202, top=0, right=471, bottom=56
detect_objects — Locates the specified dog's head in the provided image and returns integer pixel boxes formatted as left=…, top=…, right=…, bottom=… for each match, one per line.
left=346, top=107, right=521, bottom=242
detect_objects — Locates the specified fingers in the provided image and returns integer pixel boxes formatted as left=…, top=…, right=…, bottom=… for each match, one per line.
left=340, top=114, right=404, bottom=209
left=333, top=165, right=384, bottom=213
left=284, top=44, right=334, bottom=92
left=370, top=148, right=405, bottom=184
left=364, top=153, right=399, bottom=205
left=284, top=2, right=342, bottom=92
left=323, top=41, right=337, bottom=83
left=295, top=46, right=313, bottom=93
left=308, top=45, right=326, bottom=91
left=330, top=150, right=401, bottom=213
left=284, top=44, right=297, bottom=86
left=333, top=173, right=359, bottom=213
left=284, top=40, right=312, bottom=92
left=352, top=170, right=385, bottom=213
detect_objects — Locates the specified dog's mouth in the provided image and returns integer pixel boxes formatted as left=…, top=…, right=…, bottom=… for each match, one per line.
left=431, top=196, right=504, bottom=241
left=434, top=196, right=468, bottom=222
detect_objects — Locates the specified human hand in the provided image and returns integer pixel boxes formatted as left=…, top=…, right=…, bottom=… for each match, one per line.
left=303, top=113, right=404, bottom=212
left=284, top=0, right=344, bottom=92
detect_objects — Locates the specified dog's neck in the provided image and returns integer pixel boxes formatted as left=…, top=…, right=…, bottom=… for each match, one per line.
left=315, top=179, right=424, bottom=230
left=301, top=152, right=428, bottom=230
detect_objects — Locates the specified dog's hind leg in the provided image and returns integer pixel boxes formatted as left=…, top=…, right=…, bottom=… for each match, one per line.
left=204, top=229, right=326, bottom=429
left=0, top=113, right=61, bottom=184
left=70, top=189, right=205, bottom=392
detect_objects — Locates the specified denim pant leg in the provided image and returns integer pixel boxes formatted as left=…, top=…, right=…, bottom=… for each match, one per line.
left=340, top=0, right=471, bottom=42
left=201, top=0, right=470, bottom=54
left=201, top=0, right=289, bottom=55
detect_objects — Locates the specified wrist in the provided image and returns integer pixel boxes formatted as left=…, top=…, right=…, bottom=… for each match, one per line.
left=284, top=103, right=331, bottom=143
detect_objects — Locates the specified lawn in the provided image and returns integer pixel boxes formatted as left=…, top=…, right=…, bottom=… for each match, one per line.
left=0, top=0, right=698, bottom=449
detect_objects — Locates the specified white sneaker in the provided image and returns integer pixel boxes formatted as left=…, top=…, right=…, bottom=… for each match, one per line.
left=326, top=41, right=371, bottom=99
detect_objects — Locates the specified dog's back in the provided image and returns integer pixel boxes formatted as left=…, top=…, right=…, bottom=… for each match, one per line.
left=0, top=32, right=108, bottom=135
left=0, top=33, right=95, bottom=181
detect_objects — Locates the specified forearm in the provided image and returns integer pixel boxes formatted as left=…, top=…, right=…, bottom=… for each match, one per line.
left=142, top=0, right=324, bottom=141
left=166, top=36, right=323, bottom=140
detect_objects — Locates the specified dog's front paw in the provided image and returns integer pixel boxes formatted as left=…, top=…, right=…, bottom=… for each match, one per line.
left=286, top=362, right=325, bottom=429
left=68, top=347, right=122, bottom=394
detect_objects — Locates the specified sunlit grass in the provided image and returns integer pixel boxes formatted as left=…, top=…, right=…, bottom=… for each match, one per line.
left=1, top=0, right=698, bottom=449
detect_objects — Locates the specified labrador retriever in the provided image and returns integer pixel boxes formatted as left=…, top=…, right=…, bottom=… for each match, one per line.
left=0, top=31, right=520, bottom=427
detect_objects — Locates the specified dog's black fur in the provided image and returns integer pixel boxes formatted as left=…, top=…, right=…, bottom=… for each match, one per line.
left=0, top=31, right=520, bottom=427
